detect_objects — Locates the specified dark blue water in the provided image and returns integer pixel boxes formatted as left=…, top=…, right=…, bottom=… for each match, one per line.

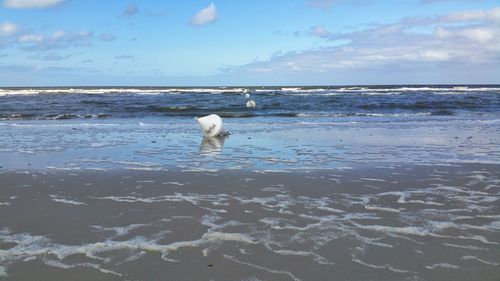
left=1, top=85, right=499, bottom=121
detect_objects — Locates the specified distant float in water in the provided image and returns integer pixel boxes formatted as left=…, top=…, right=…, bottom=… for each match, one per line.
left=245, top=93, right=256, bottom=108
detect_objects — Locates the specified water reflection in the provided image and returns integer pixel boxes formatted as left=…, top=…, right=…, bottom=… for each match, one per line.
left=199, top=135, right=227, bottom=155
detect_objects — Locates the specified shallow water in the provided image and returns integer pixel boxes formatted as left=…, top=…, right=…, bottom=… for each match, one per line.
left=1, top=116, right=499, bottom=171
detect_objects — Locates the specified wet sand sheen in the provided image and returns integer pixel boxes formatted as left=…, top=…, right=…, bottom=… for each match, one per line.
left=1, top=164, right=499, bottom=281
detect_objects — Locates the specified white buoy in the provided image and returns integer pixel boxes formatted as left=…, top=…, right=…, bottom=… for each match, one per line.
left=194, top=114, right=229, bottom=137
left=245, top=93, right=256, bottom=108
left=246, top=99, right=256, bottom=108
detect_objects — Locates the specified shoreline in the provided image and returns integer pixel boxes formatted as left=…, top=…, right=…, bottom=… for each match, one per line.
left=1, top=163, right=499, bottom=280
left=1, top=103, right=499, bottom=280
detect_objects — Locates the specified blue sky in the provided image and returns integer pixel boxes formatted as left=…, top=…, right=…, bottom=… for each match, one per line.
left=0, top=0, right=499, bottom=86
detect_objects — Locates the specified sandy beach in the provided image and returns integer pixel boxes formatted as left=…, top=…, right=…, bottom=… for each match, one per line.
left=1, top=113, right=500, bottom=281
left=1, top=165, right=500, bottom=281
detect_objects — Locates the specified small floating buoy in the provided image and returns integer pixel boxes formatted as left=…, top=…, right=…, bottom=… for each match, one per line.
left=245, top=93, right=256, bottom=108
left=246, top=99, right=256, bottom=108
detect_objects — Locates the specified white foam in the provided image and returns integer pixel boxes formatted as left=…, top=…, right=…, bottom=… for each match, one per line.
left=80, top=159, right=162, bottom=169
left=348, top=220, right=450, bottom=237
left=425, top=263, right=459, bottom=270
left=267, top=247, right=334, bottom=265
left=50, top=195, right=87, bottom=206
left=261, top=186, right=286, bottom=192
left=91, top=223, right=149, bottom=237
left=96, top=192, right=224, bottom=205
left=350, top=231, right=394, bottom=248
left=127, top=167, right=164, bottom=171
left=0, top=266, right=7, bottom=277
left=352, top=257, right=412, bottom=273
left=477, top=214, right=500, bottom=219
left=364, top=205, right=400, bottom=213
left=118, top=250, right=147, bottom=264
left=406, top=200, right=444, bottom=206
left=204, top=232, right=255, bottom=244
left=0, top=226, right=259, bottom=275
left=317, top=206, right=345, bottom=213
left=359, top=178, right=387, bottom=182
left=460, top=255, right=499, bottom=266
left=85, top=167, right=108, bottom=171
left=377, top=191, right=445, bottom=206
left=181, top=168, right=220, bottom=173
left=161, top=181, right=185, bottom=186
left=255, top=169, right=291, bottom=174
left=44, top=260, right=122, bottom=276
left=7, top=123, right=119, bottom=128
left=160, top=231, right=253, bottom=258
left=456, top=235, right=499, bottom=245
left=442, top=243, right=488, bottom=251
left=0, top=87, right=249, bottom=96
left=223, top=255, right=302, bottom=281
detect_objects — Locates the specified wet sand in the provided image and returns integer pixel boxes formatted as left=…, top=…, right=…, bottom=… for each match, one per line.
left=1, top=116, right=500, bottom=280
left=1, top=164, right=499, bottom=281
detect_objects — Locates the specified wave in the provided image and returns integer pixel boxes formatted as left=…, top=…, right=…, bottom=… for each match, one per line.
left=293, top=112, right=454, bottom=118
left=337, top=86, right=500, bottom=93
left=358, top=100, right=478, bottom=110
left=0, top=88, right=249, bottom=96
left=0, top=113, right=110, bottom=121
left=1, top=86, right=499, bottom=96
left=0, top=111, right=451, bottom=120
left=147, top=105, right=200, bottom=112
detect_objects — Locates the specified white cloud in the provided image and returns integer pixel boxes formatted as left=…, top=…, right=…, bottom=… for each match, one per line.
left=18, top=34, right=45, bottom=42
left=403, top=7, right=500, bottom=26
left=434, top=26, right=495, bottom=43
left=99, top=33, right=116, bottom=42
left=3, top=0, right=64, bottom=9
left=122, top=3, right=138, bottom=17
left=310, top=25, right=331, bottom=38
left=0, top=22, right=19, bottom=36
left=28, top=52, right=71, bottom=61
left=52, top=30, right=65, bottom=39
left=421, top=50, right=449, bottom=61
left=444, top=7, right=500, bottom=23
left=461, top=27, right=494, bottom=43
left=190, top=2, right=217, bottom=27
left=18, top=30, right=93, bottom=50
left=228, top=7, right=500, bottom=83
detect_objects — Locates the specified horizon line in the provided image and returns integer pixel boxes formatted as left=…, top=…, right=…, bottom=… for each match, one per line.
left=1, top=83, right=500, bottom=88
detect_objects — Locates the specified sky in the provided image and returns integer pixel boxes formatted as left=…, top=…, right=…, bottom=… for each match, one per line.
left=0, top=0, right=499, bottom=86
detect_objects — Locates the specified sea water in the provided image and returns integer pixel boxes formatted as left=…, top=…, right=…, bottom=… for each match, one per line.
left=0, top=85, right=499, bottom=170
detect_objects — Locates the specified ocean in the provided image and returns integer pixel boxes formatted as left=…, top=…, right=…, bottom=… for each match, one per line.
left=1, top=85, right=500, bottom=281
left=1, top=85, right=499, bottom=121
